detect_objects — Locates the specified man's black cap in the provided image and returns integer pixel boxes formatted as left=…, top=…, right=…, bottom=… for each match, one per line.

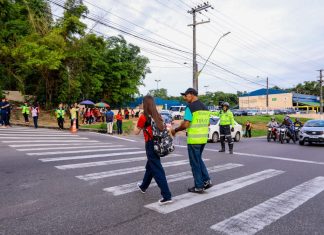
left=180, top=88, right=198, bottom=96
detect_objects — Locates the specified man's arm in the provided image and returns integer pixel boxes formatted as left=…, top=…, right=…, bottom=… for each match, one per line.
left=171, top=120, right=190, bottom=136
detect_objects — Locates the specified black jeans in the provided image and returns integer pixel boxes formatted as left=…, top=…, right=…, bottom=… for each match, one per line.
left=245, top=129, right=251, bottom=137
left=116, top=120, right=122, bottom=134
left=141, top=140, right=172, bottom=200
left=220, top=125, right=233, bottom=150
left=23, top=113, right=29, bottom=123
left=57, top=117, right=64, bottom=129
left=33, top=116, right=38, bottom=128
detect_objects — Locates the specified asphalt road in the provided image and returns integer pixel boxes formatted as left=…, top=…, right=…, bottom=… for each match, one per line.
left=1, top=126, right=324, bottom=235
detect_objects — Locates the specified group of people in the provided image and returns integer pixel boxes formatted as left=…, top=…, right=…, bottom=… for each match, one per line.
left=134, top=88, right=236, bottom=205
left=267, top=115, right=303, bottom=141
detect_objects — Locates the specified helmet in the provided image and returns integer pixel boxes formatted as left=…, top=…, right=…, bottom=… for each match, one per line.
left=284, top=115, right=290, bottom=120
left=271, top=117, right=276, bottom=121
left=222, top=102, right=230, bottom=108
left=295, top=118, right=300, bottom=122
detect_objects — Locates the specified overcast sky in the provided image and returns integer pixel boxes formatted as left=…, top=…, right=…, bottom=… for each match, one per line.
left=53, top=0, right=324, bottom=96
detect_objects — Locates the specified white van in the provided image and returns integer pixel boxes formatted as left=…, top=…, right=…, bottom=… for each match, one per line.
left=169, top=105, right=186, bottom=120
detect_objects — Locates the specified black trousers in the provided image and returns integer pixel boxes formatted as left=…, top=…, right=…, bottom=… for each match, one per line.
left=23, top=113, right=29, bottom=123
left=57, top=117, right=64, bottom=129
left=220, top=125, right=233, bottom=150
left=116, top=120, right=122, bottom=134
left=245, top=129, right=251, bottom=137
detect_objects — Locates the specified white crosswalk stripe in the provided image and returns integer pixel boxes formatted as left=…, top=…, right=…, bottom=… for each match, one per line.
left=39, top=150, right=145, bottom=162
left=144, top=169, right=284, bottom=214
left=104, top=163, right=244, bottom=196
left=0, top=134, right=76, bottom=137
left=210, top=176, right=324, bottom=235
left=16, top=144, right=113, bottom=151
left=76, top=160, right=193, bottom=181
left=9, top=143, right=100, bottom=148
left=55, top=154, right=183, bottom=170
left=27, top=146, right=127, bottom=156
left=3, top=140, right=99, bottom=143
left=0, top=137, right=88, bottom=139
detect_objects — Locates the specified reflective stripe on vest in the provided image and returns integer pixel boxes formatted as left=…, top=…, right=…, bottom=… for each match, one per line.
left=187, top=110, right=210, bottom=144
left=22, top=105, right=30, bottom=114
left=56, top=109, right=65, bottom=118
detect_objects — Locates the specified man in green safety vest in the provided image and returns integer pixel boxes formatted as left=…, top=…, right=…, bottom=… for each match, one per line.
left=21, top=102, right=30, bottom=123
left=55, top=103, right=65, bottom=130
left=214, top=102, right=235, bottom=154
left=171, top=88, right=212, bottom=194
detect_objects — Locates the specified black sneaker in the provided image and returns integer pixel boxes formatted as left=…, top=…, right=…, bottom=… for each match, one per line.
left=203, top=180, right=213, bottom=190
left=137, top=182, right=146, bottom=194
left=158, top=198, right=173, bottom=205
left=229, top=150, right=233, bottom=154
left=188, top=187, right=204, bottom=194
left=218, top=149, right=225, bottom=152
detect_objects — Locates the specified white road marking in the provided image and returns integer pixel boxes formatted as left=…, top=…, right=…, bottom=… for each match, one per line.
left=55, top=154, right=183, bottom=170
left=144, top=169, right=284, bottom=214
left=91, top=132, right=137, bottom=142
left=104, top=163, right=243, bottom=196
left=210, top=176, right=324, bottom=235
left=27, top=146, right=126, bottom=156
left=9, top=143, right=102, bottom=148
left=0, top=134, right=75, bottom=137
left=76, top=160, right=192, bottom=181
left=175, top=144, right=324, bottom=166
left=39, top=150, right=145, bottom=162
left=16, top=144, right=112, bottom=151
left=3, top=140, right=99, bottom=143
left=0, top=137, right=88, bottom=139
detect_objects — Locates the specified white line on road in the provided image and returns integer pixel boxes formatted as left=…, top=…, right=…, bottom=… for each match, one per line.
left=55, top=154, right=183, bottom=170
left=16, top=144, right=113, bottom=151
left=144, top=169, right=284, bottom=214
left=76, top=160, right=192, bottom=181
left=175, top=144, right=324, bottom=166
left=91, top=132, right=138, bottom=142
left=27, top=146, right=126, bottom=156
left=210, top=176, right=324, bottom=235
left=9, top=143, right=102, bottom=148
left=0, top=134, right=76, bottom=137
left=0, top=137, right=88, bottom=139
left=39, top=150, right=145, bottom=162
left=3, top=140, right=99, bottom=143
left=104, top=163, right=243, bottom=196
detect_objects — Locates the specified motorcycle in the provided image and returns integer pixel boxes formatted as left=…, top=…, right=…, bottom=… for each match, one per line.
left=279, top=126, right=296, bottom=144
left=267, top=127, right=278, bottom=142
left=294, top=126, right=301, bottom=141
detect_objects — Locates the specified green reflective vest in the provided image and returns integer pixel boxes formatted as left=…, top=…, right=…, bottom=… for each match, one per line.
left=214, top=110, right=234, bottom=126
left=21, top=105, right=30, bottom=114
left=187, top=110, right=210, bottom=144
left=56, top=109, right=65, bottom=118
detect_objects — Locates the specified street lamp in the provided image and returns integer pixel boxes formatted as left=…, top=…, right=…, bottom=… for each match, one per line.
left=154, top=79, right=161, bottom=90
left=204, top=85, right=209, bottom=94
left=194, top=31, right=231, bottom=92
left=257, top=75, right=269, bottom=112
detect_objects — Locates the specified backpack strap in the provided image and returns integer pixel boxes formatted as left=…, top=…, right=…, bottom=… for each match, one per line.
left=143, top=114, right=153, bottom=140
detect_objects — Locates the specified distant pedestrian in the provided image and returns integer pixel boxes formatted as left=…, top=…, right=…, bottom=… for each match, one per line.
left=70, top=103, right=79, bottom=129
left=244, top=120, right=252, bottom=138
left=105, top=108, right=114, bottom=134
left=116, top=111, right=123, bottom=135
left=21, top=102, right=30, bottom=123
left=0, top=97, right=10, bottom=128
left=31, top=103, right=40, bottom=128
left=124, top=108, right=129, bottom=120
left=55, top=103, right=65, bottom=130
left=131, top=109, right=135, bottom=118
left=135, top=95, right=173, bottom=205
left=5, top=98, right=11, bottom=127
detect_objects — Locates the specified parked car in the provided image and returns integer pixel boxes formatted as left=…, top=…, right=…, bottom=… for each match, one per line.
left=260, top=110, right=274, bottom=115
left=161, top=114, right=173, bottom=129
left=208, top=116, right=243, bottom=143
left=169, top=105, right=186, bottom=120
left=160, top=110, right=172, bottom=119
left=299, top=120, right=324, bottom=145
left=246, top=109, right=259, bottom=116
left=232, top=109, right=244, bottom=116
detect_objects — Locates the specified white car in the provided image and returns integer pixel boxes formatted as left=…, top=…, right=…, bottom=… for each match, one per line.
left=169, top=105, right=186, bottom=120
left=208, top=116, right=243, bottom=143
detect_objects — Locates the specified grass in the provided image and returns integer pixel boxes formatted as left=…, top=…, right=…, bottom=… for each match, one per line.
left=234, top=115, right=311, bottom=137
left=80, top=120, right=134, bottom=134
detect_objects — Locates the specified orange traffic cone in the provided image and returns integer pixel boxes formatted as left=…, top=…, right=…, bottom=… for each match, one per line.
left=71, top=119, right=77, bottom=133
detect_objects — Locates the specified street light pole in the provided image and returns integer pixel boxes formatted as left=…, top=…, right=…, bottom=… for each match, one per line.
left=154, top=79, right=161, bottom=90
left=204, top=85, right=209, bottom=94
left=257, top=76, right=269, bottom=112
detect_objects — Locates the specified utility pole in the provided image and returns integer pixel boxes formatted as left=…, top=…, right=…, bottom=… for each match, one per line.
left=188, top=2, right=212, bottom=93
left=155, top=79, right=161, bottom=90
left=318, top=69, right=323, bottom=115
left=266, top=77, right=269, bottom=112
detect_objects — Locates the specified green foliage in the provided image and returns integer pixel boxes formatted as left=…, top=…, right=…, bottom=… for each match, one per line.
left=199, top=91, right=238, bottom=107
left=148, top=88, right=168, bottom=99
left=0, top=0, right=150, bottom=108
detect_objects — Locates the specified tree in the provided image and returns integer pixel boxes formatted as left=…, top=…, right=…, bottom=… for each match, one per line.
left=148, top=88, right=168, bottom=99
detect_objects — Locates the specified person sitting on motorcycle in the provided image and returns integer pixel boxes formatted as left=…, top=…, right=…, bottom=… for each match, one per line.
left=267, top=117, right=279, bottom=128
left=281, top=115, right=295, bottom=139
left=294, top=118, right=303, bottom=127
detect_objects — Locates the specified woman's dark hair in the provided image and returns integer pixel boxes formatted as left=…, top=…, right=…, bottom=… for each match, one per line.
left=143, top=95, right=163, bottom=130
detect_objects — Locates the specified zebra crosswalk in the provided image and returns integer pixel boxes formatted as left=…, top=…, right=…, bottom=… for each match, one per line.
left=1, top=127, right=324, bottom=234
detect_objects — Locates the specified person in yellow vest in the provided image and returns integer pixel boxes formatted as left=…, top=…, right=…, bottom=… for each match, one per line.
left=21, top=102, right=30, bottom=123
left=55, top=103, right=65, bottom=130
left=171, top=88, right=212, bottom=194
left=69, top=103, right=79, bottom=129
left=214, top=102, right=235, bottom=154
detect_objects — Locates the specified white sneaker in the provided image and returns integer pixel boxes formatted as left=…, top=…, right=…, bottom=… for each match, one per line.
left=158, top=198, right=173, bottom=205
left=137, top=182, right=146, bottom=194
